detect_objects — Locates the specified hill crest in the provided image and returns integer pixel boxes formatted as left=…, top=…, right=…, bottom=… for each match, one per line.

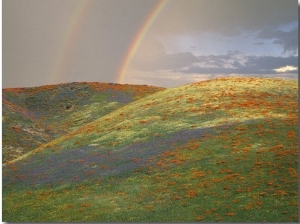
left=2, top=82, right=164, bottom=163
left=2, top=77, right=298, bottom=222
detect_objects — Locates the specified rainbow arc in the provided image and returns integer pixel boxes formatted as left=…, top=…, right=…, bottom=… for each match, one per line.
left=52, top=0, right=168, bottom=85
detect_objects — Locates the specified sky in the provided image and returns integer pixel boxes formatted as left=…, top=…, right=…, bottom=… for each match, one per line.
left=3, top=0, right=298, bottom=88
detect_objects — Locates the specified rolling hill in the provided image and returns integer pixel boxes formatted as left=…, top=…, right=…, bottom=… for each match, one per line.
left=2, top=82, right=164, bottom=162
left=2, top=77, right=298, bottom=222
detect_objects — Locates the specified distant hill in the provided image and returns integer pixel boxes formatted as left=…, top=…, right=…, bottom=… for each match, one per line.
left=2, top=77, right=298, bottom=222
left=2, top=82, right=164, bottom=162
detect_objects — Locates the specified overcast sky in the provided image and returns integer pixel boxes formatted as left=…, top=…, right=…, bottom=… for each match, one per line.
left=3, top=0, right=298, bottom=88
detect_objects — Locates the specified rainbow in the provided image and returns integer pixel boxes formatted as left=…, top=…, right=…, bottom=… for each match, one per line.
left=51, top=0, right=94, bottom=84
left=116, top=0, right=168, bottom=84
left=51, top=0, right=167, bottom=85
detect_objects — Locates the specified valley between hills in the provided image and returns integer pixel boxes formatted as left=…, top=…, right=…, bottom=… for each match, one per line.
left=2, top=77, right=298, bottom=222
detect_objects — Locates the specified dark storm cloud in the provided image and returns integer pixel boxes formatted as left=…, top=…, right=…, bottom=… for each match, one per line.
left=197, top=51, right=242, bottom=67
left=176, top=54, right=298, bottom=75
left=3, top=0, right=298, bottom=88
left=134, top=45, right=298, bottom=76
left=154, top=0, right=297, bottom=36
left=257, top=27, right=298, bottom=54
left=232, top=61, right=242, bottom=68
left=253, top=42, right=265, bottom=46
left=245, top=55, right=298, bottom=72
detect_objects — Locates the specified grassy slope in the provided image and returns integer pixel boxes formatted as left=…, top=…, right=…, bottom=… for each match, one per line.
left=2, top=82, right=163, bottom=162
left=2, top=77, right=298, bottom=222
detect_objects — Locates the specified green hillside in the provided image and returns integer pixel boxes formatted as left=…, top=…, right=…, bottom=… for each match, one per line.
left=2, top=77, right=298, bottom=222
left=2, top=82, right=163, bottom=162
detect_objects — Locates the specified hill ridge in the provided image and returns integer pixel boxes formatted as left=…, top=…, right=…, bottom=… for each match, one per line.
left=2, top=77, right=298, bottom=222
left=2, top=81, right=164, bottom=163
left=4, top=77, right=297, bottom=164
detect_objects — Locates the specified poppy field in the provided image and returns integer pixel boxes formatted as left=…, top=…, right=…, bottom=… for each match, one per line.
left=2, top=77, right=298, bottom=222
left=2, top=82, right=163, bottom=162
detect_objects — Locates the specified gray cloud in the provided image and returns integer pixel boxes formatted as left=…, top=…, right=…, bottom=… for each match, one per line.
left=253, top=42, right=265, bottom=45
left=257, top=27, right=298, bottom=54
left=244, top=55, right=298, bottom=72
left=153, top=0, right=297, bottom=36
left=176, top=54, right=298, bottom=75
left=133, top=42, right=298, bottom=76
left=3, top=0, right=298, bottom=88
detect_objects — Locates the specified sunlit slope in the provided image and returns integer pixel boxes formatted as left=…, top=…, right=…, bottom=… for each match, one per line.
left=3, top=77, right=298, bottom=222
left=2, top=82, right=163, bottom=162
left=30, top=77, right=297, bottom=152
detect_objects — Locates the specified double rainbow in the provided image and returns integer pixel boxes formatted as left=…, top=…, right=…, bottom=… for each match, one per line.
left=52, top=0, right=168, bottom=84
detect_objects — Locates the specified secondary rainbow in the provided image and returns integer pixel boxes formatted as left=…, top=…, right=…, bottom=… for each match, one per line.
left=51, top=0, right=93, bottom=84
left=116, top=0, right=168, bottom=84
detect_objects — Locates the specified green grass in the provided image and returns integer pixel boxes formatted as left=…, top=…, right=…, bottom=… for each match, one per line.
left=2, top=82, right=163, bottom=163
left=24, top=77, right=297, bottom=152
left=3, top=119, right=297, bottom=222
left=2, top=77, right=298, bottom=222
